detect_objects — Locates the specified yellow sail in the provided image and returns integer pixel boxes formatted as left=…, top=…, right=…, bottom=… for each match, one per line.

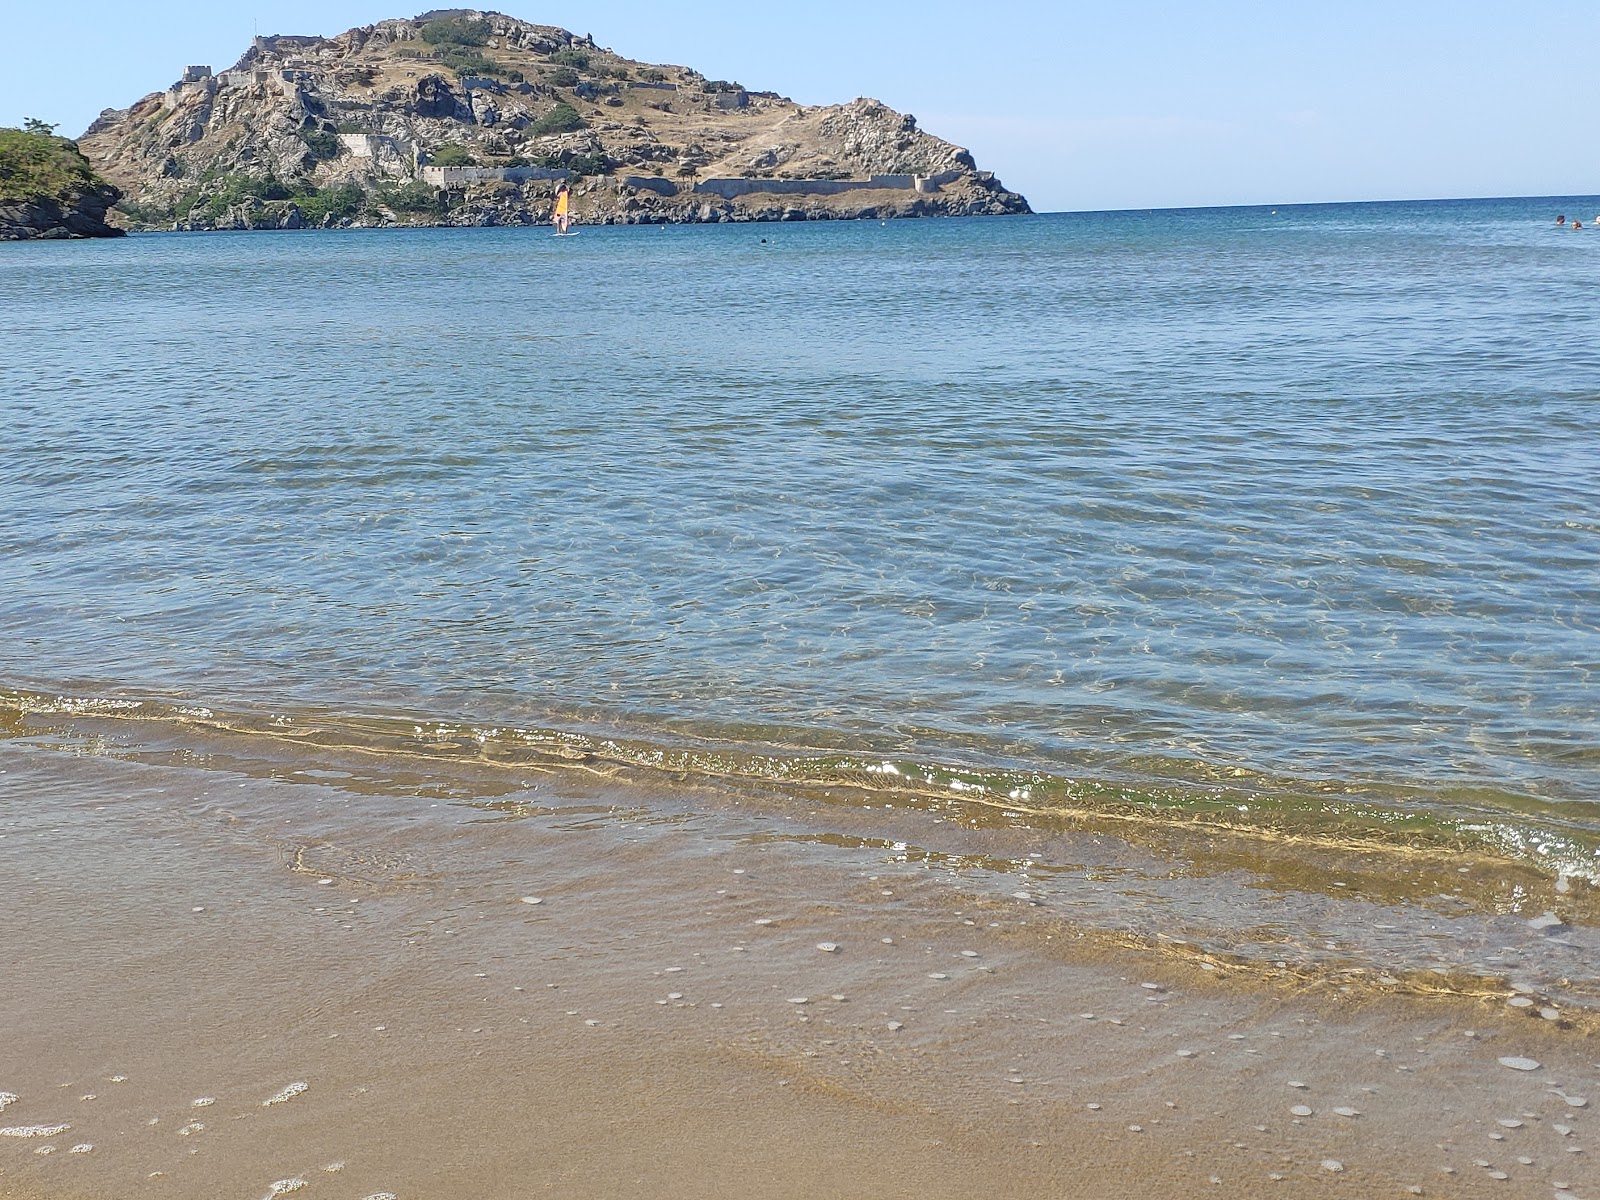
left=554, top=192, right=570, bottom=219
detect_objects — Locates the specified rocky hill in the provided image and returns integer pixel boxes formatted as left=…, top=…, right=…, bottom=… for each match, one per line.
left=78, top=10, right=1029, bottom=230
left=0, top=126, right=124, bottom=240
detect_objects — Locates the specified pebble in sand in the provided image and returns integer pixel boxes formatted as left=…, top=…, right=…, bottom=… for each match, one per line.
left=817, top=942, right=839, bottom=953
left=1498, top=1057, right=1541, bottom=1071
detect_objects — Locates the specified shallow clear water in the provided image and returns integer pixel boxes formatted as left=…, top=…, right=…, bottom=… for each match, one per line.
left=3, top=199, right=1598, bottom=871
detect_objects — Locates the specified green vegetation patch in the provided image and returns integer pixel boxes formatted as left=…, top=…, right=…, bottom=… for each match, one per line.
left=548, top=47, right=591, bottom=70
left=529, top=101, right=586, bottom=137
left=420, top=16, right=489, bottom=47
left=564, top=149, right=609, bottom=177
left=295, top=182, right=364, bottom=224
left=375, top=181, right=446, bottom=215
left=297, top=128, right=342, bottom=160
left=173, top=170, right=369, bottom=226
left=429, top=144, right=476, bottom=167
left=181, top=171, right=290, bottom=222
left=0, top=126, right=104, bottom=204
left=114, top=197, right=174, bottom=226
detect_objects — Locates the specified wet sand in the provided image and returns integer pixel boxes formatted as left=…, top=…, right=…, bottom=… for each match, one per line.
left=1, top=729, right=1596, bottom=1199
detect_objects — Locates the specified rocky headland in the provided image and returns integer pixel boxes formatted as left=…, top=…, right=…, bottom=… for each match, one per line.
left=0, top=127, right=124, bottom=240
left=78, top=10, right=1030, bottom=231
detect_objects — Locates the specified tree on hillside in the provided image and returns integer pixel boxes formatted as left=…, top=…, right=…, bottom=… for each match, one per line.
left=23, top=118, right=58, bottom=135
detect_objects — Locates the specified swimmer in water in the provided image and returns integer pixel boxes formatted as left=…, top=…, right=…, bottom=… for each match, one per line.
left=1557, top=214, right=1567, bottom=225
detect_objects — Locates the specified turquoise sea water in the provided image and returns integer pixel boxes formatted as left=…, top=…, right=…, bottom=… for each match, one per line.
left=3, top=198, right=1598, bottom=876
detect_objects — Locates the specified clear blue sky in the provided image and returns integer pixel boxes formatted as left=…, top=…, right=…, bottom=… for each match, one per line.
left=4, top=2, right=1594, bottom=212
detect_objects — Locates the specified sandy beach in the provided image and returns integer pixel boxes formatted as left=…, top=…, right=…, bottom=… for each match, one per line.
left=2, top=708, right=1594, bottom=1200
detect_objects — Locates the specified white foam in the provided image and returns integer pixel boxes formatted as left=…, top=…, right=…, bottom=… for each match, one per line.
left=191, top=1097, right=215, bottom=1107
left=262, top=1081, right=308, bottom=1107
left=0, top=1093, right=17, bottom=1112
left=1, top=1124, right=71, bottom=1138
left=263, top=1180, right=307, bottom=1198
left=70, top=1143, right=93, bottom=1154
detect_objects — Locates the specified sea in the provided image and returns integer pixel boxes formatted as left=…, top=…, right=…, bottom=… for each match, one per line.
left=4, top=197, right=1599, bottom=1008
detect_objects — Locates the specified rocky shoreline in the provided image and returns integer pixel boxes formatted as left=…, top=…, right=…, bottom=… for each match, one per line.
left=0, top=191, right=125, bottom=240
left=0, top=129, right=125, bottom=241
left=155, top=173, right=1026, bottom=233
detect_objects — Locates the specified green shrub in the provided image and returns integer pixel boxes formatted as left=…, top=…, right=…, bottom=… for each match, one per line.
left=0, top=127, right=103, bottom=203
left=184, top=172, right=289, bottom=221
left=565, top=149, right=608, bottom=177
left=548, top=66, right=578, bottom=87
left=548, top=47, right=590, bottom=70
left=638, top=69, right=666, bottom=83
left=294, top=182, right=365, bottom=224
left=114, top=197, right=173, bottom=225
left=376, top=181, right=445, bottom=215
left=420, top=16, right=489, bottom=46
left=430, top=144, right=476, bottom=167
left=298, top=128, right=342, bottom=159
left=529, top=101, right=585, bottom=136
left=439, top=48, right=498, bottom=77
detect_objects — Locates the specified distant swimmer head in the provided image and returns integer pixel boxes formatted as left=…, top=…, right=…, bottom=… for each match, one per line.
left=1575, top=220, right=1584, bottom=230
left=1556, top=214, right=1566, bottom=224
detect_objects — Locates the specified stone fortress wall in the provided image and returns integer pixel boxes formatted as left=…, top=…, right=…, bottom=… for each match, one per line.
left=419, top=164, right=570, bottom=185
left=161, top=62, right=317, bottom=110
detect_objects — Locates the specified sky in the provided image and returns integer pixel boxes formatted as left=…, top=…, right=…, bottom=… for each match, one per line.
left=3, top=1, right=1595, bottom=212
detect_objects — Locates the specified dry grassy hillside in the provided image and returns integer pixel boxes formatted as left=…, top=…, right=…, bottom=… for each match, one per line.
left=78, top=10, right=1029, bottom=229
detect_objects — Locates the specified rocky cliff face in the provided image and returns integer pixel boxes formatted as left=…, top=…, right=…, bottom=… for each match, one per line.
left=77, top=10, right=1029, bottom=230
left=0, top=128, right=124, bottom=240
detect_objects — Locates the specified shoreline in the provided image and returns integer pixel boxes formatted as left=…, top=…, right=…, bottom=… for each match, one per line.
left=3, top=716, right=1595, bottom=1198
